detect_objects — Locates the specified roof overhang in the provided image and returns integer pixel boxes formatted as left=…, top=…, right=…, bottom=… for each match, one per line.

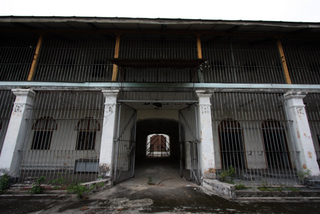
left=1, top=16, right=320, bottom=36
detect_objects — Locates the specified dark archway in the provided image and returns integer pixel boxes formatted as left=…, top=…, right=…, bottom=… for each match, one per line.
left=136, top=119, right=180, bottom=159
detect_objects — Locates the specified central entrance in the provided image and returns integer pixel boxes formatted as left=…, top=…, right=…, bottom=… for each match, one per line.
left=113, top=91, right=200, bottom=185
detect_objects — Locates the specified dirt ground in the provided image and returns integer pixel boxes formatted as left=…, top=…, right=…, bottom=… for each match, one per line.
left=1, top=157, right=320, bottom=213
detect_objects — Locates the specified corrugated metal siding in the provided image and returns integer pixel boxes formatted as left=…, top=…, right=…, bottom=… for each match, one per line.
left=282, top=39, right=320, bottom=84
left=117, top=34, right=199, bottom=82
left=33, top=34, right=115, bottom=82
left=0, top=33, right=38, bottom=81
left=202, top=36, right=285, bottom=83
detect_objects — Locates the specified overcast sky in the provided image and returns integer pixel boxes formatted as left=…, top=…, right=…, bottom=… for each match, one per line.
left=1, top=0, right=320, bottom=22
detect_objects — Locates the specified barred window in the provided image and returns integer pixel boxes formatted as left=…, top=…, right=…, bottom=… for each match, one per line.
left=31, top=117, right=57, bottom=150
left=75, top=117, right=100, bottom=150
left=218, top=118, right=246, bottom=169
left=262, top=120, right=291, bottom=169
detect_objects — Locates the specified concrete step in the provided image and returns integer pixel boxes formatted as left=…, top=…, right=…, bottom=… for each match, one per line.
left=202, top=178, right=320, bottom=202
left=235, top=189, right=320, bottom=198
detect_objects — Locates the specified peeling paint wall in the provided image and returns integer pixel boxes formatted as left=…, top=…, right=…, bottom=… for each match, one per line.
left=20, top=109, right=102, bottom=171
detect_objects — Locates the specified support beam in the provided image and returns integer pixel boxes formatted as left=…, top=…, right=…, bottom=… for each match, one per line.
left=277, top=39, right=292, bottom=84
left=111, top=35, right=121, bottom=81
left=99, top=90, right=119, bottom=178
left=27, top=35, right=43, bottom=81
left=196, top=35, right=202, bottom=59
left=3, top=82, right=320, bottom=92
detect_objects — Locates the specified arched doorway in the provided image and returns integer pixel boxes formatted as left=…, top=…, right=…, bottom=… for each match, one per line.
left=262, top=120, right=291, bottom=170
left=146, top=134, right=170, bottom=157
left=218, top=118, right=246, bottom=170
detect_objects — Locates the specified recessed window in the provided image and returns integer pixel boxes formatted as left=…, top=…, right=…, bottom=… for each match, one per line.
left=31, top=117, right=57, bottom=150
left=75, top=117, right=100, bottom=150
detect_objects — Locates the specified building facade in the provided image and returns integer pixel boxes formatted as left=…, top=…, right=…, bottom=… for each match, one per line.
left=0, top=17, right=320, bottom=186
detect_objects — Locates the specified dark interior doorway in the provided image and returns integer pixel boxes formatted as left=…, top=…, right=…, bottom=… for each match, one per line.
left=136, top=119, right=180, bottom=159
left=134, top=118, right=185, bottom=183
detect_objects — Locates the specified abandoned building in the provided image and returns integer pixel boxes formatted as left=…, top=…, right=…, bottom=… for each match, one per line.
left=0, top=16, right=320, bottom=187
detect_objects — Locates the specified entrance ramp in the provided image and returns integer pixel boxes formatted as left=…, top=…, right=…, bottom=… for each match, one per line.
left=122, top=157, right=196, bottom=187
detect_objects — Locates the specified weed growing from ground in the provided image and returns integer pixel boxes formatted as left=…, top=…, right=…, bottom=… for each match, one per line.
left=28, top=176, right=46, bottom=194
left=0, top=173, right=10, bottom=194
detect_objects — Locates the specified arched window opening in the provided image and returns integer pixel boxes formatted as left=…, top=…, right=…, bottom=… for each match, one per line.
left=146, top=134, right=170, bottom=157
left=32, top=117, right=57, bottom=150
left=76, top=117, right=100, bottom=150
left=218, top=118, right=246, bottom=169
left=262, top=120, right=291, bottom=170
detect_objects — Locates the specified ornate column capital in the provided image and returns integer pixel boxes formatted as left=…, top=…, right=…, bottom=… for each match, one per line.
left=101, top=89, right=119, bottom=98
left=196, top=90, right=212, bottom=107
left=284, top=91, right=307, bottom=100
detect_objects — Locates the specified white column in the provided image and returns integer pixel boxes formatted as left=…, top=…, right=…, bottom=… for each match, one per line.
left=284, top=91, right=320, bottom=176
left=99, top=90, right=119, bottom=178
left=0, top=89, right=35, bottom=177
left=196, top=90, right=215, bottom=179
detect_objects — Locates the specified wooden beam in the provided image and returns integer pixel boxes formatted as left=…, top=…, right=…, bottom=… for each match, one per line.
left=197, top=35, right=202, bottom=59
left=27, top=34, right=43, bottom=81
left=111, top=34, right=121, bottom=81
left=277, top=39, right=292, bottom=84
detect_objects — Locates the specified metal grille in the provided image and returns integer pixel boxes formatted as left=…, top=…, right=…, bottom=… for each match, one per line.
left=18, top=91, right=104, bottom=183
left=0, top=90, right=16, bottom=154
left=0, top=33, right=38, bottom=81
left=282, top=39, right=320, bottom=84
left=33, top=34, right=115, bottom=82
left=117, top=34, right=198, bottom=82
left=202, top=36, right=285, bottom=83
left=304, top=93, right=320, bottom=168
left=113, top=103, right=136, bottom=184
left=179, top=104, right=200, bottom=184
left=212, top=92, right=300, bottom=185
